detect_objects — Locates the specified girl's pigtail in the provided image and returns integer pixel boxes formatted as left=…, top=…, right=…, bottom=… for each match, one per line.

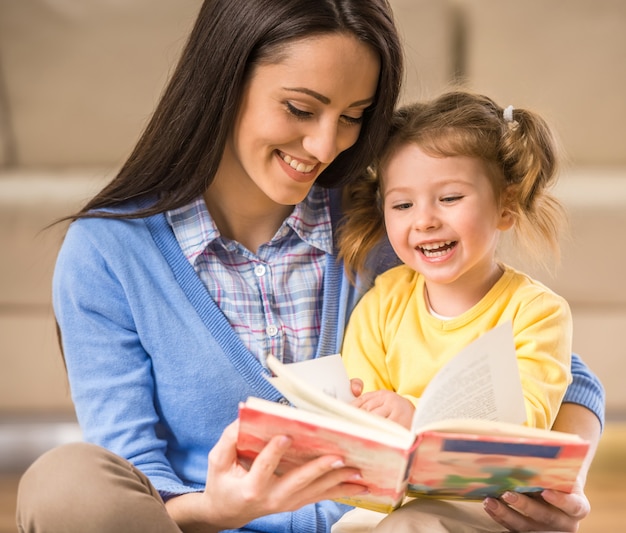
left=500, top=106, right=567, bottom=267
left=337, top=167, right=386, bottom=284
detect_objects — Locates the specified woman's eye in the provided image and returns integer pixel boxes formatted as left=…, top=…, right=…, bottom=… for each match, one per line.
left=286, top=101, right=363, bottom=126
left=286, top=102, right=312, bottom=120
left=340, top=114, right=364, bottom=126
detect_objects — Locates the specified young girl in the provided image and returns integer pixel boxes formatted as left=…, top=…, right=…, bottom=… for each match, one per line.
left=337, top=90, right=576, bottom=531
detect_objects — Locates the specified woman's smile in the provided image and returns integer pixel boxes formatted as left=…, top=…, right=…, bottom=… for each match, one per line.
left=276, top=150, right=319, bottom=183
left=217, top=32, right=380, bottom=208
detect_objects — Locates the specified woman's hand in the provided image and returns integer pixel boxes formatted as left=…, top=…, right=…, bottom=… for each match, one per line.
left=483, top=401, right=601, bottom=532
left=166, top=420, right=367, bottom=532
left=483, top=479, right=590, bottom=532
left=472, top=394, right=601, bottom=532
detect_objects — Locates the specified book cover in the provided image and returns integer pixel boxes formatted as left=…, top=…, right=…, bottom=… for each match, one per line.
left=238, top=396, right=416, bottom=512
left=407, top=428, right=589, bottom=500
left=236, top=324, right=590, bottom=512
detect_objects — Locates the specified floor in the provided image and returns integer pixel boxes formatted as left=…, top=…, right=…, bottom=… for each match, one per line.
left=1, top=424, right=625, bottom=532
left=574, top=421, right=626, bottom=531
left=0, top=476, right=19, bottom=533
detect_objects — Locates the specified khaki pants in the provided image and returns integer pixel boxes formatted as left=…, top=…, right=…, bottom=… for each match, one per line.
left=16, top=442, right=181, bottom=533
left=18, top=442, right=505, bottom=533
left=333, top=499, right=506, bottom=533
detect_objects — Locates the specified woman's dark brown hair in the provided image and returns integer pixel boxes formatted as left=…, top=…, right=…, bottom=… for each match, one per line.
left=69, top=0, right=403, bottom=221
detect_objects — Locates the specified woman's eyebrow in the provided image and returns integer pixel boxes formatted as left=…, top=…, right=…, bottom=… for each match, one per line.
left=284, top=87, right=374, bottom=108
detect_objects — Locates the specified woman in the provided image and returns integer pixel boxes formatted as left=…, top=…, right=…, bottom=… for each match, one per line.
left=16, top=1, right=603, bottom=532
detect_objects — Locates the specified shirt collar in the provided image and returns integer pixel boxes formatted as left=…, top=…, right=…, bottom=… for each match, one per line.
left=166, top=185, right=333, bottom=264
left=284, top=185, right=333, bottom=255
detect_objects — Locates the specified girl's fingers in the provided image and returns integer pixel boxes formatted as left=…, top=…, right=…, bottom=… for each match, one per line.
left=350, top=378, right=364, bottom=397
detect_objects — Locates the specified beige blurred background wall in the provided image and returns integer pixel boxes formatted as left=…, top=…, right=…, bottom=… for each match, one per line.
left=0, top=0, right=625, bottom=432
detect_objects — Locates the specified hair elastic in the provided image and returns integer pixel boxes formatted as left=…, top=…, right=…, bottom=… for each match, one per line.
left=503, top=105, right=515, bottom=123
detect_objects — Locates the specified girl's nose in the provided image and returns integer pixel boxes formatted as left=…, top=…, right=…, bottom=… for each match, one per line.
left=413, top=204, right=440, bottom=231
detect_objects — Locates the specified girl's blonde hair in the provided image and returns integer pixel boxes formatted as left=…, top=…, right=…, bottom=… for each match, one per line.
left=338, top=90, right=567, bottom=282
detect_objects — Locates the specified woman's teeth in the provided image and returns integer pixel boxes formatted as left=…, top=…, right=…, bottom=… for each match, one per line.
left=282, top=154, right=315, bottom=173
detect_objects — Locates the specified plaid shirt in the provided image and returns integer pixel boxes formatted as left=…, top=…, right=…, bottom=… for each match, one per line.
left=166, top=186, right=333, bottom=366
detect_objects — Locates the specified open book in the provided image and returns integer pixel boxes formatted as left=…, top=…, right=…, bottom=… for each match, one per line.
left=236, top=323, right=590, bottom=513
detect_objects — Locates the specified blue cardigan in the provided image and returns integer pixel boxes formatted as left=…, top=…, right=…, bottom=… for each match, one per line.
left=52, top=194, right=605, bottom=533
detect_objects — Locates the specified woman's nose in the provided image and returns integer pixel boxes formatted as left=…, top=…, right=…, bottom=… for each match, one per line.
left=302, top=120, right=342, bottom=164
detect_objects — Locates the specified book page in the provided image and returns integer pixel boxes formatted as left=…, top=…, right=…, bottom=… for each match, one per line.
left=271, top=353, right=355, bottom=402
left=411, top=322, right=527, bottom=432
left=415, top=417, right=584, bottom=441
left=266, top=355, right=409, bottom=438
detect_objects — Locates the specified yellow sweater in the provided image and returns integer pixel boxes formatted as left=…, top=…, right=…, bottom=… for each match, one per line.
left=341, top=264, right=572, bottom=429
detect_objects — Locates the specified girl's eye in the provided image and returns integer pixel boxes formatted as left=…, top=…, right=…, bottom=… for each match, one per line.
left=392, top=202, right=412, bottom=211
left=286, top=102, right=312, bottom=120
left=441, top=195, right=463, bottom=203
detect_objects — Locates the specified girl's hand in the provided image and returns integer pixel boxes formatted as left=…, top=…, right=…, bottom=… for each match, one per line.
left=483, top=479, right=590, bottom=532
left=166, top=420, right=367, bottom=532
left=350, top=389, right=415, bottom=429
left=350, top=377, right=364, bottom=398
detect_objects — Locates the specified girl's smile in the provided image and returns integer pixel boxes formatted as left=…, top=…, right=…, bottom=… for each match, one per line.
left=415, top=240, right=457, bottom=260
left=382, top=144, right=512, bottom=314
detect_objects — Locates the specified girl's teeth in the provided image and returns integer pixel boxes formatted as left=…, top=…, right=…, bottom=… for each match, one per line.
left=421, top=241, right=452, bottom=251
left=420, top=241, right=454, bottom=257
left=423, top=248, right=447, bottom=257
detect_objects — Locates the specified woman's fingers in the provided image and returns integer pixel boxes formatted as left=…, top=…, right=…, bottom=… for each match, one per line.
left=207, top=420, right=238, bottom=470
left=245, top=434, right=293, bottom=484
left=541, top=488, right=590, bottom=520
left=221, top=421, right=366, bottom=513
left=483, top=488, right=590, bottom=532
left=249, top=445, right=366, bottom=512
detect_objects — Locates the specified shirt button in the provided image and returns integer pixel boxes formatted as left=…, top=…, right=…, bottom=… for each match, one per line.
left=254, top=264, right=266, bottom=277
left=266, top=325, right=279, bottom=337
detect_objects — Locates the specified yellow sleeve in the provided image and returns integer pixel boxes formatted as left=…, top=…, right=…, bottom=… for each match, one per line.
left=341, top=283, right=395, bottom=393
left=513, top=289, right=573, bottom=429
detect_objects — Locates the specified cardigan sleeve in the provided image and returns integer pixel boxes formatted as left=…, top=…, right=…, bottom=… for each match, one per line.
left=53, top=220, right=197, bottom=497
left=54, top=217, right=356, bottom=532
left=564, top=353, right=606, bottom=431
